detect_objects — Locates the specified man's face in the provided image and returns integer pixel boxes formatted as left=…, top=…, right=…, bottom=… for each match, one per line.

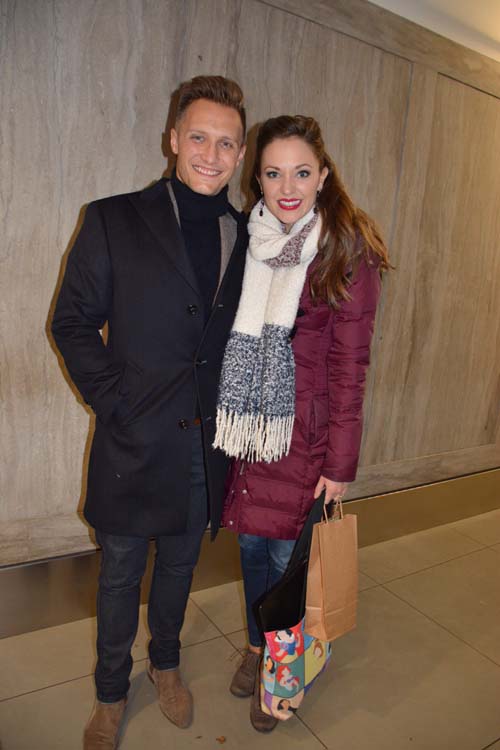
left=171, top=99, right=246, bottom=195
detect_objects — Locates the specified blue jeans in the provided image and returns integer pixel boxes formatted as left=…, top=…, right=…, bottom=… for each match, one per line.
left=239, top=534, right=296, bottom=648
left=94, top=427, right=207, bottom=703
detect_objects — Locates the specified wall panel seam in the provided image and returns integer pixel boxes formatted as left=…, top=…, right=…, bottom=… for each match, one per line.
left=257, top=0, right=500, bottom=99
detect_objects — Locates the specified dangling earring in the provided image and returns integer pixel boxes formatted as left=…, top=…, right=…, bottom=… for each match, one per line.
left=314, top=188, right=321, bottom=214
left=259, top=196, right=264, bottom=217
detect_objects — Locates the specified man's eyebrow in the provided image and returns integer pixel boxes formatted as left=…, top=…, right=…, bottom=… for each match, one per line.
left=187, top=129, right=238, bottom=141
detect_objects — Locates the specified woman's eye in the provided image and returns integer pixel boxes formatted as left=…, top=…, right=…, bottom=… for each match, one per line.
left=265, top=171, right=279, bottom=179
left=297, top=170, right=311, bottom=178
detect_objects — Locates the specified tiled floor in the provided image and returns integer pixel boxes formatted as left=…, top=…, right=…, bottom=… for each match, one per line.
left=1, top=509, right=500, bottom=749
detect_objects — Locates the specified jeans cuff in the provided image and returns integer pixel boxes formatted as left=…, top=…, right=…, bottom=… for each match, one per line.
left=96, top=692, right=128, bottom=704
left=150, top=659, right=180, bottom=671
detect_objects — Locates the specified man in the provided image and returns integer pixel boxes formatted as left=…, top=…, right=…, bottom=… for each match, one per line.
left=52, top=76, right=247, bottom=748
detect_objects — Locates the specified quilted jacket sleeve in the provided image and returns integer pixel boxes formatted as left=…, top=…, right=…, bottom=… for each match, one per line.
left=321, top=257, right=382, bottom=482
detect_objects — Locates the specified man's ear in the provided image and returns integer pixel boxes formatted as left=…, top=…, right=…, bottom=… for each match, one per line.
left=236, top=143, right=246, bottom=167
left=170, top=128, right=179, bottom=155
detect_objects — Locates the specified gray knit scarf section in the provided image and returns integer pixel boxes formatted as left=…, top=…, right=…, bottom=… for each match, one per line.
left=213, top=204, right=320, bottom=463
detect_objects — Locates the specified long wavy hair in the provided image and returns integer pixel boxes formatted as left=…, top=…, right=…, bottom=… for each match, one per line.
left=253, top=115, right=389, bottom=307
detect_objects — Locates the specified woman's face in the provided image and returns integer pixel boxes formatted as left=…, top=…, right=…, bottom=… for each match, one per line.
left=258, top=136, right=328, bottom=230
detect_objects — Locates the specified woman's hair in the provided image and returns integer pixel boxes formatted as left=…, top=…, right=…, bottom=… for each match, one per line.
left=253, top=115, right=389, bottom=307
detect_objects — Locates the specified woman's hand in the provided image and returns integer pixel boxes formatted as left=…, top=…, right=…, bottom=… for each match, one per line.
left=313, top=476, right=348, bottom=504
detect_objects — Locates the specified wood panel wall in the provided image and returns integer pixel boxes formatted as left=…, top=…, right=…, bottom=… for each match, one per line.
left=1, top=0, right=499, bottom=564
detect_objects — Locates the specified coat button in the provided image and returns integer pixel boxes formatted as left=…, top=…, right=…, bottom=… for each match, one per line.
left=178, top=419, right=189, bottom=429
left=187, top=304, right=198, bottom=315
left=241, top=489, right=248, bottom=494
left=195, top=359, right=207, bottom=366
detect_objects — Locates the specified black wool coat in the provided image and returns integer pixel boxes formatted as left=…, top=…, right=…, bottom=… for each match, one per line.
left=52, top=178, right=247, bottom=538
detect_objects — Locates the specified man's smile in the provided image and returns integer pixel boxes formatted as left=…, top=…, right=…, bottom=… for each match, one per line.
left=192, top=164, right=223, bottom=177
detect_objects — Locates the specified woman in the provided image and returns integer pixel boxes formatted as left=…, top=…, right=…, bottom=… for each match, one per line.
left=214, top=115, right=388, bottom=731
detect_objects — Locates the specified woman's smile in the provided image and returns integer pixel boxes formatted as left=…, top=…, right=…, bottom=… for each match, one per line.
left=277, top=198, right=302, bottom=211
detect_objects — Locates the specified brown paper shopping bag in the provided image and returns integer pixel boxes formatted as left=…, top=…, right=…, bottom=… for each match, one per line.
left=304, top=500, right=358, bottom=641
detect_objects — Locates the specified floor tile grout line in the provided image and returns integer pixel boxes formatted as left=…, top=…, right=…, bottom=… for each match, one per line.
left=0, top=633, right=234, bottom=705
left=295, top=714, right=329, bottom=749
left=1, top=584, right=243, bottom=705
left=442, top=524, right=495, bottom=547
left=0, top=671, right=95, bottom=704
left=181, top=634, right=230, bottom=653
left=361, top=544, right=496, bottom=586
left=190, top=584, right=249, bottom=640
left=451, top=529, right=499, bottom=547
left=188, top=594, right=241, bottom=640
left=359, top=582, right=381, bottom=592
left=481, top=735, right=500, bottom=750
left=224, top=627, right=248, bottom=637
left=379, top=584, right=500, bottom=669
left=361, top=524, right=490, bottom=552
left=222, top=631, right=245, bottom=655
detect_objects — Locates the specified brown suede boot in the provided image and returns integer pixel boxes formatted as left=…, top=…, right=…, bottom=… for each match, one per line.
left=250, top=661, right=278, bottom=733
left=83, top=698, right=126, bottom=749
left=230, top=650, right=261, bottom=697
left=147, top=663, right=193, bottom=729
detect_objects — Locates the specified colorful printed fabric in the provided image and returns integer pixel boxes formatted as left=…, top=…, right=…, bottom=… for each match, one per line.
left=260, top=616, right=332, bottom=720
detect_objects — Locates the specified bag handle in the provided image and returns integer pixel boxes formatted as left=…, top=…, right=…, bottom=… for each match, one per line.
left=286, top=490, right=326, bottom=571
left=323, top=498, right=344, bottom=523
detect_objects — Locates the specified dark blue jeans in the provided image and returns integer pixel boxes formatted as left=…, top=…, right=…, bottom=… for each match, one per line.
left=94, top=427, right=208, bottom=703
left=239, top=534, right=296, bottom=648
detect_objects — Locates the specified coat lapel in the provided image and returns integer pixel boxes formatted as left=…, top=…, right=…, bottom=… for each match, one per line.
left=130, top=178, right=243, bottom=305
left=129, top=179, right=201, bottom=297
left=217, top=212, right=237, bottom=297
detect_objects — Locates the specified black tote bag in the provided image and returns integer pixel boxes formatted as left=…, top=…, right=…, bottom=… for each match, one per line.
left=254, top=493, right=326, bottom=634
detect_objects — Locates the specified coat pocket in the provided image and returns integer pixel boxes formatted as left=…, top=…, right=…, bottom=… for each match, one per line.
left=118, top=359, right=144, bottom=396
left=115, top=360, right=145, bottom=425
left=309, top=397, right=329, bottom=448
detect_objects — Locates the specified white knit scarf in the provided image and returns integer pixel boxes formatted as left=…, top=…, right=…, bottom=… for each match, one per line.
left=213, top=202, right=321, bottom=462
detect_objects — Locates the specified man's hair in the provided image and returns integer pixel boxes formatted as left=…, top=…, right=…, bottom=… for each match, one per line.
left=175, top=75, right=246, bottom=138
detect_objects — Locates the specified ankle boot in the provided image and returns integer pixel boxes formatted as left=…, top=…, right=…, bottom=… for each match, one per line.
left=83, top=698, right=126, bottom=749
left=230, top=650, right=261, bottom=697
left=250, top=661, right=278, bottom=733
left=148, top=663, right=193, bottom=729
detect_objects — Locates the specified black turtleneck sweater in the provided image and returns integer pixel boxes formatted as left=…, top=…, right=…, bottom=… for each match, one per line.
left=171, top=171, right=228, bottom=323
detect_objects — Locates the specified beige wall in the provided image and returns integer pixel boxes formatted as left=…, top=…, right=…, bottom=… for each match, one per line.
left=369, top=0, right=500, bottom=62
left=1, top=0, right=499, bottom=565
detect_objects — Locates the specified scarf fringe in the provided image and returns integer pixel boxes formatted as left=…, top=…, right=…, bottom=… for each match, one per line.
left=213, top=408, right=295, bottom=463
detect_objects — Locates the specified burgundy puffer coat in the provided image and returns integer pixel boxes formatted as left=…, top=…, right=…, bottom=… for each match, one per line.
left=222, top=255, right=381, bottom=540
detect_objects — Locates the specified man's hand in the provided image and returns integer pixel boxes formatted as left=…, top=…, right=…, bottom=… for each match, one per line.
left=313, top=476, right=348, bottom=504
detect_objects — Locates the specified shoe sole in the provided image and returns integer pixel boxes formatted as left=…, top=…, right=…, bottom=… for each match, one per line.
left=250, top=718, right=279, bottom=733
